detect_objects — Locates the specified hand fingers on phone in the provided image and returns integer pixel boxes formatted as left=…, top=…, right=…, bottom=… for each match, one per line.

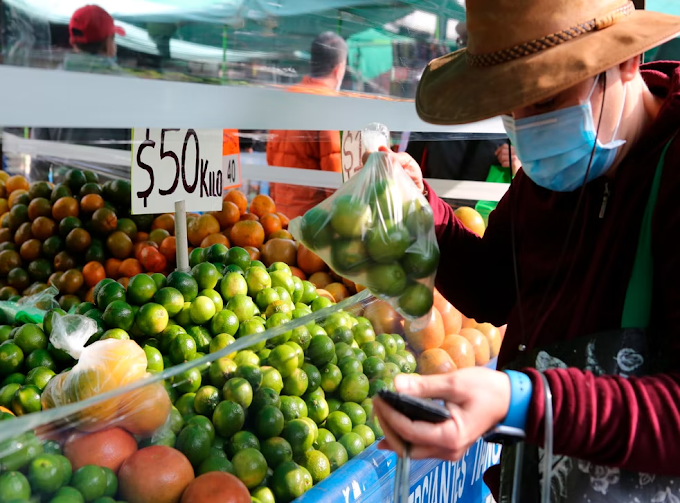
left=374, top=397, right=453, bottom=449
left=394, top=373, right=459, bottom=402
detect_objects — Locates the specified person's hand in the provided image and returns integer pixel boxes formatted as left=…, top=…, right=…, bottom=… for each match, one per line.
left=373, top=368, right=511, bottom=461
left=363, top=146, right=424, bottom=194
left=495, top=144, right=521, bottom=175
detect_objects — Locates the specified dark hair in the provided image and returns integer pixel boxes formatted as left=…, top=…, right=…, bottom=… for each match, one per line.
left=71, top=29, right=109, bottom=55
left=310, top=32, right=348, bottom=78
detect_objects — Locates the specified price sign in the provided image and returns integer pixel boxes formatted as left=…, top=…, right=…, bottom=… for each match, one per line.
left=131, top=128, right=224, bottom=214
left=222, top=129, right=241, bottom=190
left=342, top=130, right=363, bottom=182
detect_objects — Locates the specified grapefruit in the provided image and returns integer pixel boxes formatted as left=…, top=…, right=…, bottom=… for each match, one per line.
left=180, top=472, right=250, bottom=503
left=297, top=245, right=327, bottom=275
left=64, top=427, right=138, bottom=473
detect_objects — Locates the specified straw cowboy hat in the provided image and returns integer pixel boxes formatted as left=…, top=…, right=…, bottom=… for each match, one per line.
left=416, top=0, right=680, bottom=125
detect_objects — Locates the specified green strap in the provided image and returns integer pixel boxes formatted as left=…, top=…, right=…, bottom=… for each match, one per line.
left=621, top=136, right=675, bottom=328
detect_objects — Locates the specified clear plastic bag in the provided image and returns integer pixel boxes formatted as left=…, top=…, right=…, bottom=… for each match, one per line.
left=290, top=123, right=440, bottom=321
left=0, top=285, right=59, bottom=324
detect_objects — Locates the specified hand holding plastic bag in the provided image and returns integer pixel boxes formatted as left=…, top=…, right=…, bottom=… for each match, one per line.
left=290, top=123, right=440, bottom=320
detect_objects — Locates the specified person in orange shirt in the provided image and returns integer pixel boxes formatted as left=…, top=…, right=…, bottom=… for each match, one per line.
left=267, top=32, right=347, bottom=218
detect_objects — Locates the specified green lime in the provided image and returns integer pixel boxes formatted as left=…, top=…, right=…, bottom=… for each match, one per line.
left=235, top=364, right=262, bottom=392
left=251, top=387, right=281, bottom=415
left=381, top=362, right=401, bottom=380
left=234, top=350, right=260, bottom=367
left=236, top=318, right=266, bottom=352
left=12, top=385, right=42, bottom=416
left=209, top=356, right=238, bottom=389
left=209, top=333, right=236, bottom=357
left=224, top=264, right=244, bottom=275
left=392, top=334, right=406, bottom=351
left=14, top=324, right=47, bottom=354
left=330, top=327, right=353, bottom=345
left=222, top=377, right=253, bottom=409
left=291, top=277, right=303, bottom=304
left=261, top=437, right=293, bottom=469
left=300, top=207, right=333, bottom=248
left=142, top=345, right=164, bottom=373
left=169, top=333, right=197, bottom=364
left=1, top=373, right=24, bottom=386
left=319, top=364, right=342, bottom=394
left=226, top=431, right=260, bottom=459
left=402, top=243, right=440, bottom=279
left=339, top=402, right=366, bottom=426
left=0, top=432, right=43, bottom=472
left=176, top=424, right=211, bottom=467
left=197, top=456, right=234, bottom=476
left=0, top=383, right=20, bottom=409
left=74, top=303, right=97, bottom=316
left=363, top=356, right=386, bottom=379
left=307, top=335, right=335, bottom=367
left=353, top=424, right=376, bottom=448
left=398, top=283, right=434, bottom=318
left=189, top=248, right=205, bottom=268
left=212, top=400, right=245, bottom=438
left=267, top=345, right=297, bottom=378
left=261, top=367, right=284, bottom=394
left=225, top=294, right=256, bottom=323
left=101, top=467, right=116, bottom=498
left=284, top=341, right=304, bottom=368
left=187, top=415, right=216, bottom=444
left=272, top=461, right=313, bottom=502
left=338, top=432, right=365, bottom=459
left=386, top=353, right=409, bottom=372
left=255, top=405, right=285, bottom=439
left=289, top=326, right=311, bottom=352
left=227, top=247, right=253, bottom=271
left=100, top=328, right=129, bottom=341
left=126, top=274, right=157, bottom=305
left=219, top=273, right=248, bottom=302
left=251, top=486, right=275, bottom=503
left=366, top=224, right=412, bottom=263
left=71, top=465, right=107, bottom=502
left=299, top=450, right=330, bottom=484
left=319, top=442, right=348, bottom=472
left=279, top=396, right=307, bottom=423
left=331, top=239, right=370, bottom=274
left=24, top=349, right=56, bottom=372
left=338, top=356, right=362, bottom=377
left=255, top=288, right=279, bottom=312
left=95, top=281, right=126, bottom=310
left=101, top=301, right=134, bottom=331
left=310, top=297, right=333, bottom=312
left=369, top=379, right=388, bottom=397
left=339, top=373, right=370, bottom=403
left=301, top=363, right=321, bottom=393
left=376, top=334, right=397, bottom=355
left=315, top=428, right=336, bottom=449
left=362, top=341, right=386, bottom=360
left=52, top=486, right=85, bottom=503
left=274, top=287, right=292, bottom=304
left=305, top=395, right=329, bottom=425
left=154, top=288, right=185, bottom=318
left=232, top=448, right=267, bottom=489
left=210, top=310, right=239, bottom=337
left=398, top=350, right=417, bottom=373
left=198, top=289, right=223, bottom=312
left=353, top=324, right=376, bottom=345
left=330, top=195, right=372, bottom=238
left=175, top=393, right=196, bottom=418
left=0, top=471, right=30, bottom=501
left=166, top=271, right=199, bottom=302
left=191, top=262, right=221, bottom=291
left=194, top=385, right=220, bottom=417
left=365, top=263, right=407, bottom=297
left=25, top=366, right=55, bottom=391
left=245, top=267, right=272, bottom=298
left=186, top=325, right=212, bottom=354
left=269, top=271, right=295, bottom=297
left=281, top=419, right=314, bottom=456
left=0, top=325, right=13, bottom=344
left=172, top=367, right=202, bottom=394
left=282, top=368, right=308, bottom=397
left=138, top=427, right=176, bottom=448
left=299, top=281, right=318, bottom=306
left=0, top=343, right=23, bottom=375
left=326, top=411, right=352, bottom=440
left=189, top=296, right=216, bottom=325
left=173, top=302, right=192, bottom=326
left=135, top=303, right=168, bottom=336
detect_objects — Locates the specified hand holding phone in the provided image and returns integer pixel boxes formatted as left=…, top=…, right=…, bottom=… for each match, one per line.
left=377, top=389, right=452, bottom=423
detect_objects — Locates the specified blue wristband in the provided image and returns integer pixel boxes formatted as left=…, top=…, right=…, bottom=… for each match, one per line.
left=499, top=370, right=532, bottom=431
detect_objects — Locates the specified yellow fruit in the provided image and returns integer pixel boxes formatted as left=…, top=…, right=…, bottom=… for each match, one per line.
left=454, top=207, right=486, bottom=237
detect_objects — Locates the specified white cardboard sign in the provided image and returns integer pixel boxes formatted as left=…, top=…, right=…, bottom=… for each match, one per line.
left=341, top=130, right=363, bottom=182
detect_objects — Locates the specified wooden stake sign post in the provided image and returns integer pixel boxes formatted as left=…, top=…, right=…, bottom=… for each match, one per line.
left=131, top=128, right=226, bottom=272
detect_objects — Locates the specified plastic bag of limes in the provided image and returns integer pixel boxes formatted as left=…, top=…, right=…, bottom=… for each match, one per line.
left=290, top=123, right=439, bottom=320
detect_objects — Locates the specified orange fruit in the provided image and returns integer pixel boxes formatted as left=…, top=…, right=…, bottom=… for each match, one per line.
left=66, top=228, right=92, bottom=253
left=342, top=276, right=357, bottom=293
left=290, top=266, right=307, bottom=280
left=240, top=213, right=259, bottom=221
left=27, top=198, right=52, bottom=221
left=159, top=236, right=177, bottom=263
left=31, top=216, right=57, bottom=241
left=454, top=206, right=486, bottom=237
left=107, top=231, right=134, bottom=260
left=152, top=214, right=175, bottom=234
left=417, top=348, right=456, bottom=375
left=440, top=334, right=476, bottom=369
left=249, top=194, right=276, bottom=218
left=230, top=220, right=265, bottom=248
left=119, top=258, right=143, bottom=278
left=439, top=303, right=463, bottom=336
left=84, top=286, right=95, bottom=303
left=60, top=269, right=84, bottom=294
left=181, top=472, right=250, bottom=503
left=244, top=246, right=260, bottom=261
left=64, top=427, right=138, bottom=473
left=224, top=190, right=248, bottom=215
left=80, top=194, right=105, bottom=214
left=83, top=262, right=106, bottom=288
left=20, top=239, right=42, bottom=262
left=462, top=317, right=478, bottom=329
left=316, top=289, right=335, bottom=302
left=6, top=175, right=29, bottom=194
left=276, top=212, right=290, bottom=229
left=326, top=282, right=349, bottom=302
left=364, top=300, right=403, bottom=335
left=0, top=199, right=8, bottom=217
left=268, top=229, right=293, bottom=240
left=476, top=323, right=502, bottom=358
left=211, top=200, right=241, bottom=229
left=119, top=277, right=130, bottom=289
left=8, top=189, right=28, bottom=208
left=200, top=233, right=230, bottom=248
left=459, top=328, right=490, bottom=366
left=136, top=231, right=149, bottom=243
left=14, top=222, right=33, bottom=247
left=404, top=308, right=445, bottom=353
left=52, top=197, right=79, bottom=221
left=297, top=244, right=327, bottom=275
left=105, top=258, right=122, bottom=279
left=260, top=212, right=282, bottom=237
left=261, top=238, right=296, bottom=267
left=308, top=271, right=333, bottom=289
left=92, top=208, right=118, bottom=235
left=118, top=446, right=195, bottom=503
left=134, top=241, right=158, bottom=261
left=187, top=214, right=220, bottom=247
left=118, top=382, right=172, bottom=436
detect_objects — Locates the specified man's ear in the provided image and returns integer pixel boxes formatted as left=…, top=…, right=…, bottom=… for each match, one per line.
left=620, top=56, right=640, bottom=83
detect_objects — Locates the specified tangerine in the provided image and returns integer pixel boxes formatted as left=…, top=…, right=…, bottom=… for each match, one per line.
left=14, top=222, right=33, bottom=246
left=200, top=233, right=229, bottom=249
left=92, top=208, right=118, bottom=235
left=224, top=190, right=248, bottom=215
left=308, top=272, right=333, bottom=289
left=453, top=207, right=486, bottom=237
left=80, top=194, right=105, bottom=214
left=211, top=200, right=241, bottom=229
left=52, top=197, right=79, bottom=221
left=83, top=262, right=106, bottom=288
left=290, top=266, right=307, bottom=280
left=364, top=300, right=402, bottom=335
left=118, top=446, right=195, bottom=503
left=159, top=237, right=177, bottom=263
left=440, top=334, right=476, bottom=369
left=27, top=198, right=52, bottom=221
left=404, top=308, right=445, bottom=353
left=152, top=214, right=175, bottom=234
left=119, top=258, right=143, bottom=278
left=105, top=258, right=122, bottom=279
left=417, top=348, right=456, bottom=375
left=64, top=427, right=138, bottom=473
left=240, top=213, right=259, bottom=221
left=8, top=189, right=29, bottom=208
left=261, top=238, right=296, bottom=267
left=244, top=246, right=260, bottom=261
left=250, top=194, right=276, bottom=218
left=187, top=214, right=220, bottom=247
left=260, top=213, right=282, bottom=237
left=276, top=212, right=290, bottom=229
left=19, top=239, right=42, bottom=262
left=6, top=175, right=29, bottom=194
left=66, top=228, right=92, bottom=253
left=269, top=229, right=294, bottom=240
left=31, top=216, right=57, bottom=241
left=459, top=328, right=491, bottom=366
left=297, top=244, right=327, bottom=275
left=230, top=220, right=265, bottom=248
left=107, top=231, right=134, bottom=260
left=60, top=269, right=84, bottom=294
left=325, top=283, right=349, bottom=302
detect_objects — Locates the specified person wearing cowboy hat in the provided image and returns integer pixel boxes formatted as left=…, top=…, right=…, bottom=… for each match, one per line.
left=373, top=0, right=680, bottom=501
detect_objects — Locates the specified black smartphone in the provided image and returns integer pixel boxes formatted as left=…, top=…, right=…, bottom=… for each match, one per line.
left=482, top=425, right=526, bottom=445
left=377, top=389, right=451, bottom=423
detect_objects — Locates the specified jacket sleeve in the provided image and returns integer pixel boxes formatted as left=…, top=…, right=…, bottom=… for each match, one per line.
left=426, top=181, right=517, bottom=325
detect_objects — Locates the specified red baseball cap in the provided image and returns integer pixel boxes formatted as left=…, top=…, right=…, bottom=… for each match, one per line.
left=69, top=5, right=125, bottom=45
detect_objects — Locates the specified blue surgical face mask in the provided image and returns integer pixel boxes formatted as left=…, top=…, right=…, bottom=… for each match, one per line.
left=502, top=75, right=627, bottom=192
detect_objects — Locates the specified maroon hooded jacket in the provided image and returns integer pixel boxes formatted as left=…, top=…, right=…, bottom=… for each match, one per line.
left=428, top=61, right=680, bottom=474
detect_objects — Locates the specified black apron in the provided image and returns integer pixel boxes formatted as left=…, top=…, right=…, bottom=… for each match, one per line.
left=499, top=137, right=679, bottom=503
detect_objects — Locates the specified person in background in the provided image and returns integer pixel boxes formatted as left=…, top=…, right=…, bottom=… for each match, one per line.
left=267, top=32, right=347, bottom=219
left=32, top=5, right=130, bottom=181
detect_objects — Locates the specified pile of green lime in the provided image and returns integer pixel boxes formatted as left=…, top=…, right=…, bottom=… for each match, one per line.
left=299, top=182, right=439, bottom=318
